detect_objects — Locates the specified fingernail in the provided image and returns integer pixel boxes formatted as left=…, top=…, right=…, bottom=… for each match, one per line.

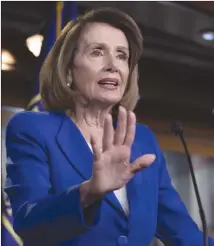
left=146, top=154, right=156, bottom=161
left=129, top=111, right=135, bottom=117
left=119, top=106, right=125, bottom=111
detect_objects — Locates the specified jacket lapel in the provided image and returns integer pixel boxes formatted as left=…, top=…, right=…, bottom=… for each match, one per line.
left=56, top=113, right=93, bottom=181
left=127, top=138, right=157, bottom=242
left=127, top=141, right=149, bottom=219
left=56, top=113, right=127, bottom=220
left=126, top=142, right=140, bottom=218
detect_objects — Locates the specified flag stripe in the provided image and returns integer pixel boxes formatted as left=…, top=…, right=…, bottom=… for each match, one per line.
left=2, top=214, right=23, bottom=245
left=27, top=93, right=41, bottom=109
left=56, top=1, right=64, bottom=38
left=6, top=208, right=12, bottom=216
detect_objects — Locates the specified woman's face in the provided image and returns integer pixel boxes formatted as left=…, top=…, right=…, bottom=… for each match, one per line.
left=71, top=22, right=129, bottom=107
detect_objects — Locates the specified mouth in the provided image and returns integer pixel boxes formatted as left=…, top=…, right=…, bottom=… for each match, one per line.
left=98, top=78, right=119, bottom=88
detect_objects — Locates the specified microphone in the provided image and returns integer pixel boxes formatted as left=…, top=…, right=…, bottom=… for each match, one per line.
left=171, top=121, right=208, bottom=246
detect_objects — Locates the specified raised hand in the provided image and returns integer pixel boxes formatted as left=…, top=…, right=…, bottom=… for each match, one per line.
left=89, top=106, right=156, bottom=196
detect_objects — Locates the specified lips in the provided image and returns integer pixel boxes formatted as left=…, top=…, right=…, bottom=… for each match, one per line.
left=98, top=78, right=119, bottom=86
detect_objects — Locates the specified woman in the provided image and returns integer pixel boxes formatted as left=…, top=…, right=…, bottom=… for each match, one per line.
left=5, top=7, right=214, bottom=246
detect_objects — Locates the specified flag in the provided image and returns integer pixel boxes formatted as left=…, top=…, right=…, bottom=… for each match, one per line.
left=2, top=194, right=23, bottom=246
left=27, top=1, right=78, bottom=111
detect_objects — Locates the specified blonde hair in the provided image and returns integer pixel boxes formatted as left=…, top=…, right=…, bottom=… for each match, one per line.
left=40, top=7, right=143, bottom=112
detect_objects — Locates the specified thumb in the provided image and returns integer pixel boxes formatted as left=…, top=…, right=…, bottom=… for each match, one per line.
left=130, top=154, right=156, bottom=173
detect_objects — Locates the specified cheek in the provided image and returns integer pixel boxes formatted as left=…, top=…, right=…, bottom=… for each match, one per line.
left=121, top=65, right=129, bottom=85
left=73, top=61, right=97, bottom=88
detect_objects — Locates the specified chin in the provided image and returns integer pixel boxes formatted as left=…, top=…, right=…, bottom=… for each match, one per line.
left=96, top=96, right=121, bottom=107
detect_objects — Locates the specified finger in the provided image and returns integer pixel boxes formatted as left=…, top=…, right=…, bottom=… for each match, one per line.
left=130, top=154, right=156, bottom=173
left=91, top=135, right=102, bottom=161
left=102, top=114, right=114, bottom=151
left=114, top=106, right=127, bottom=145
left=124, top=111, right=136, bottom=146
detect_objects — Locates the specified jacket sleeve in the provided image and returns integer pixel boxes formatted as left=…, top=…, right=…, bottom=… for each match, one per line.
left=4, top=113, right=101, bottom=245
left=153, top=137, right=214, bottom=246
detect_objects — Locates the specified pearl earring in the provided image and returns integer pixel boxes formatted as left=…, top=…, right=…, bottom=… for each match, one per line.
left=67, top=83, right=71, bottom=87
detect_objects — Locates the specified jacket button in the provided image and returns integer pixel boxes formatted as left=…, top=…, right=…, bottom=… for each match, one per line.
left=117, top=235, right=128, bottom=245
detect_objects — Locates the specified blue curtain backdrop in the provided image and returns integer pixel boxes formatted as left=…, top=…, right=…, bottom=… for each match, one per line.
left=2, top=2, right=78, bottom=245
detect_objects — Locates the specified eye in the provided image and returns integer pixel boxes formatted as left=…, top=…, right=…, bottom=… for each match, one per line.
left=117, top=52, right=128, bottom=61
left=91, top=47, right=103, bottom=56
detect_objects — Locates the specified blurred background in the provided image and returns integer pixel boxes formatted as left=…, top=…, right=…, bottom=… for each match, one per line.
left=1, top=1, right=214, bottom=245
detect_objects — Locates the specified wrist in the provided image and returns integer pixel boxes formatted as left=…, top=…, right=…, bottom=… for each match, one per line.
left=80, top=180, right=104, bottom=208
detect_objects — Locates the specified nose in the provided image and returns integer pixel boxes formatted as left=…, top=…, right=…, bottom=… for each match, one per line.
left=103, top=53, right=118, bottom=73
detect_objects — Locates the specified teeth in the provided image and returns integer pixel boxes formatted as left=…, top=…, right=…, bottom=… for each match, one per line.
left=99, top=82, right=117, bottom=86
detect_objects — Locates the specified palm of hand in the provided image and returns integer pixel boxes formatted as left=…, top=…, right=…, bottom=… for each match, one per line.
left=90, top=106, right=156, bottom=195
left=93, top=145, right=133, bottom=193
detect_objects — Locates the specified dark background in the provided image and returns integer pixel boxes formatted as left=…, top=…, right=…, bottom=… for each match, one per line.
left=2, top=1, right=214, bottom=133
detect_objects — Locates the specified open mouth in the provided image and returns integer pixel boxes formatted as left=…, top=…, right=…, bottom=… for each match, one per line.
left=98, top=78, right=119, bottom=88
left=98, top=81, right=118, bottom=86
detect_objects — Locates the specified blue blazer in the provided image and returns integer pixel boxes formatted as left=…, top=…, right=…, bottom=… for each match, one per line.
left=5, top=111, right=214, bottom=246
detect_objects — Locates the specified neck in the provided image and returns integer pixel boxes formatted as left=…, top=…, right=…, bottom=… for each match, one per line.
left=67, top=101, right=113, bottom=143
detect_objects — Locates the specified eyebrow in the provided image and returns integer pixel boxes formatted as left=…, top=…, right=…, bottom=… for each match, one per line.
left=84, top=42, right=129, bottom=53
